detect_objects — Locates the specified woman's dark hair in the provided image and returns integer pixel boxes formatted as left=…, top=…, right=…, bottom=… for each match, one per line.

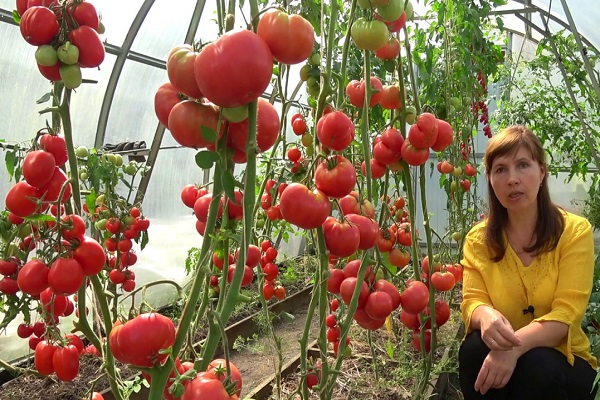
left=484, top=125, right=564, bottom=261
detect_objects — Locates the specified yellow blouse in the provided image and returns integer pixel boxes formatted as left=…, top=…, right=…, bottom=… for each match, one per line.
left=460, top=210, right=597, bottom=369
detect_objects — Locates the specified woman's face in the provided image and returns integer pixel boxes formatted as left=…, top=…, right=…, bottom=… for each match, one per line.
left=488, top=146, right=545, bottom=215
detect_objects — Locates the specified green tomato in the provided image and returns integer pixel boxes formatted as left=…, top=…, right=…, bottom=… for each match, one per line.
left=75, top=145, right=89, bottom=158
left=376, top=0, right=404, bottom=23
left=56, top=41, right=79, bottom=65
left=94, top=218, right=107, bottom=231
left=59, top=64, right=82, bottom=89
left=123, top=163, right=137, bottom=175
left=103, top=154, right=117, bottom=165
left=299, top=64, right=311, bottom=81
left=405, top=106, right=417, bottom=124
left=350, top=18, right=389, bottom=51
left=308, top=53, right=320, bottom=66
left=17, top=224, right=32, bottom=239
left=95, top=194, right=106, bottom=205
left=255, top=218, right=265, bottom=229
left=35, top=45, right=58, bottom=67
left=306, top=83, right=320, bottom=97
left=114, top=154, right=124, bottom=167
left=79, top=171, right=89, bottom=180
left=357, top=0, right=373, bottom=9
left=222, top=105, right=249, bottom=123
left=97, top=21, right=106, bottom=35
left=405, top=0, right=414, bottom=20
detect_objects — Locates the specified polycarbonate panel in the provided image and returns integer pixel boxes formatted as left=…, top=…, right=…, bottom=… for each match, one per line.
left=130, top=0, right=198, bottom=60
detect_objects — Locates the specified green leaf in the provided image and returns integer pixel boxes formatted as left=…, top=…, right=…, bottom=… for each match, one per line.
left=140, top=230, right=149, bottom=251
left=496, top=16, right=504, bottom=31
left=12, top=10, right=20, bottom=24
left=201, top=126, right=217, bottom=143
left=222, top=170, right=237, bottom=202
left=85, top=189, right=97, bottom=214
left=36, top=92, right=52, bottom=104
left=5, top=151, right=16, bottom=180
left=195, top=150, right=219, bottom=169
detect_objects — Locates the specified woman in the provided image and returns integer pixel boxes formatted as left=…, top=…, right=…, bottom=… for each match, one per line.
left=459, top=125, right=598, bottom=399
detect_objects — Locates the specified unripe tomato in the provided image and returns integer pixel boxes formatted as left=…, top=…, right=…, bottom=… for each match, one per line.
left=350, top=18, right=388, bottom=51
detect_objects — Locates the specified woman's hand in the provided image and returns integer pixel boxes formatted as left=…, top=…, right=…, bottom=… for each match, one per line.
left=475, top=306, right=522, bottom=351
left=474, top=350, right=519, bottom=394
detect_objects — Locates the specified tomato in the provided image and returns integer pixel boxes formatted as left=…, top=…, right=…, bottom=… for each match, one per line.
left=257, top=10, right=314, bottom=65
left=314, top=155, right=356, bottom=198
left=39, top=167, right=71, bottom=203
left=327, top=267, right=345, bottom=294
left=422, top=299, right=451, bottom=328
left=207, top=358, right=243, bottom=396
left=69, top=1, right=99, bottom=31
left=400, top=139, right=430, bottom=166
left=228, top=98, right=280, bottom=154
left=400, top=309, right=420, bottom=330
left=35, top=340, right=58, bottom=375
left=316, top=111, right=355, bottom=152
left=225, top=190, right=244, bottom=221
left=363, top=291, right=393, bottom=320
left=446, top=263, right=463, bottom=283
left=37, top=62, right=62, bottom=81
left=236, top=245, right=261, bottom=268
left=279, top=183, right=330, bottom=230
left=181, top=184, right=200, bottom=208
left=339, top=277, right=369, bottom=307
left=372, top=279, right=401, bottom=310
left=401, top=281, right=429, bottom=314
left=437, top=160, right=454, bottom=174
left=322, top=217, right=360, bottom=258
left=182, top=373, right=231, bottom=400
left=0, top=258, right=19, bottom=276
left=344, top=214, right=379, bottom=250
left=361, top=158, right=387, bottom=179
left=350, top=18, right=388, bottom=51
left=227, top=264, right=254, bottom=287
left=431, top=119, right=453, bottom=152
left=376, top=0, right=405, bottom=22
left=263, top=283, right=275, bottom=300
left=430, top=271, right=456, bottom=292
left=40, top=287, right=68, bottom=315
left=68, top=25, right=105, bottom=68
left=167, top=46, right=203, bottom=99
left=60, top=214, right=86, bottom=240
left=376, top=11, right=407, bottom=32
left=345, top=77, right=383, bottom=108
left=22, top=150, right=56, bottom=188
left=48, top=257, right=84, bottom=295
left=65, top=333, right=84, bottom=354
left=411, top=330, right=432, bottom=353
left=396, top=222, right=412, bottom=246
left=0, top=277, right=19, bottom=295
left=20, top=6, right=59, bottom=46
left=39, top=133, right=67, bottom=165
left=154, top=82, right=183, bottom=129
left=17, top=0, right=28, bottom=15
left=5, top=181, right=41, bottom=217
left=195, top=29, right=273, bottom=108
left=460, top=179, right=471, bottom=191
left=376, top=227, right=396, bottom=252
left=52, top=345, right=80, bottom=381
left=111, top=313, right=176, bottom=367
left=379, top=85, right=403, bottom=110
left=273, top=285, right=286, bottom=300
left=342, top=260, right=375, bottom=283
left=292, top=117, right=307, bottom=136
left=374, top=37, right=400, bottom=60
left=91, top=393, right=105, bottom=400
left=353, top=307, right=386, bottom=330
left=60, top=63, right=82, bottom=88
left=168, top=100, right=225, bottom=148
left=388, top=247, right=410, bottom=268
left=17, top=259, right=49, bottom=295
left=464, top=163, right=477, bottom=177
left=409, top=112, right=439, bottom=149
left=372, top=127, right=403, bottom=165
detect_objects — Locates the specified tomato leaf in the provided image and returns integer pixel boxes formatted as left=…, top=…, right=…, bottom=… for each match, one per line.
left=4, top=151, right=16, bottom=180
left=195, top=150, right=219, bottom=169
left=221, top=171, right=237, bottom=202
left=36, top=92, right=52, bottom=104
left=85, top=189, right=97, bottom=215
left=140, top=230, right=149, bottom=251
left=12, top=10, right=21, bottom=24
left=200, top=126, right=217, bottom=143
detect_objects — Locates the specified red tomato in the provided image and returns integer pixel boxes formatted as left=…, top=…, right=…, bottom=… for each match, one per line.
left=0, top=277, right=19, bottom=295
left=263, top=262, right=279, bottom=281
left=52, top=345, right=80, bottom=381
left=372, top=279, right=401, bottom=310
left=181, top=184, right=200, bottom=208
left=388, top=247, right=410, bottom=268
left=167, top=46, right=203, bottom=99
left=365, top=291, right=394, bottom=320
left=48, top=258, right=84, bottom=295
left=400, top=309, right=420, bottom=330
left=464, top=163, right=477, bottom=177
left=195, top=29, right=273, bottom=108
left=353, top=307, right=386, bottom=330
left=376, top=227, right=396, bottom=252
left=0, top=259, right=19, bottom=276
left=400, top=139, right=430, bottom=166
left=409, top=113, right=439, bottom=149
left=401, top=281, right=429, bottom=314
left=279, top=183, right=330, bottom=230
left=314, top=155, right=356, bottom=198
left=17, top=259, right=49, bottom=295
left=430, top=271, right=456, bottom=292
left=69, top=1, right=99, bottom=31
left=154, top=82, right=183, bottom=129
left=345, top=77, right=383, bottom=108
left=5, top=181, right=41, bottom=217
left=65, top=333, right=85, bottom=354
left=257, top=10, right=314, bottom=65
left=361, top=158, right=387, bottom=179
left=227, top=264, right=254, bottom=287
left=292, top=118, right=307, bottom=135
left=60, top=214, right=86, bottom=240
left=168, top=100, right=225, bottom=148
left=69, top=25, right=105, bottom=68
left=182, top=374, right=231, bottom=400
left=376, top=11, right=407, bottom=32
left=39, top=133, right=68, bottom=166
left=35, top=340, right=58, bottom=375
left=431, top=119, right=453, bottom=152
left=228, top=98, right=280, bottom=154
left=40, top=287, right=68, bottom=316
left=422, top=299, right=451, bottom=328
left=322, top=217, right=360, bottom=258
left=372, top=127, right=404, bottom=165
left=327, top=268, right=345, bottom=294
left=396, top=222, right=412, bottom=246
left=344, top=214, right=379, bottom=250
left=379, top=85, right=403, bottom=110
left=273, top=285, right=286, bottom=300
left=39, top=167, right=71, bottom=203
left=207, top=358, right=243, bottom=396
left=460, top=179, right=472, bottom=191
left=287, top=147, right=302, bottom=162
left=91, top=393, right=105, bottom=400
left=16, top=0, right=28, bottom=15
left=111, top=313, right=176, bottom=367
left=20, top=6, right=59, bottom=45
left=316, top=111, right=355, bottom=151
left=446, top=263, right=464, bottom=283
left=22, top=150, right=56, bottom=188
left=374, top=37, right=400, bottom=60
left=339, top=277, right=369, bottom=307
left=37, top=62, right=61, bottom=81
left=411, top=330, right=432, bottom=353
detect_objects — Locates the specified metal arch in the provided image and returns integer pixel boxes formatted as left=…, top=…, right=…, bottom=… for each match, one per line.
left=134, top=0, right=207, bottom=204
left=94, top=0, right=156, bottom=149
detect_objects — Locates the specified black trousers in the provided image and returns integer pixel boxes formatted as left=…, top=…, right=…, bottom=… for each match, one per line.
left=458, top=330, right=598, bottom=400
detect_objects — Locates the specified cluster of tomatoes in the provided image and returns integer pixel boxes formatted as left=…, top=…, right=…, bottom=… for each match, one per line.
left=17, top=0, right=105, bottom=88
left=351, top=0, right=413, bottom=52
left=180, top=184, right=243, bottom=235
left=346, top=76, right=406, bottom=111
left=32, top=332, right=87, bottom=381
left=155, top=9, right=315, bottom=163
left=472, top=71, right=492, bottom=138
left=437, top=160, right=478, bottom=192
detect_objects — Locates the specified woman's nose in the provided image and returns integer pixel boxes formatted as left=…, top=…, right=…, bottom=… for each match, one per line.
left=507, top=169, right=519, bottom=184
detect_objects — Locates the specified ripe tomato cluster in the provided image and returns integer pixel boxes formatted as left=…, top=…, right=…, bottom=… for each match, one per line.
left=17, top=0, right=105, bottom=88
left=472, top=71, right=492, bottom=138
left=180, top=184, right=243, bottom=235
